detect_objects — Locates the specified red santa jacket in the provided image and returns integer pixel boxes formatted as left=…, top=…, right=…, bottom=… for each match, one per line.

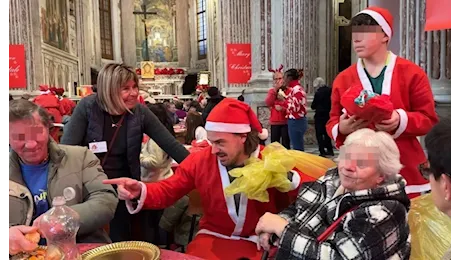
left=326, top=52, right=438, bottom=194
left=33, top=93, right=63, bottom=123
left=127, top=145, right=313, bottom=243
left=59, top=97, right=76, bottom=116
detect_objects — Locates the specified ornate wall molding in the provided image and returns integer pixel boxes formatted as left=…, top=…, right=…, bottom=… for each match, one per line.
left=9, top=0, right=43, bottom=91
left=400, top=0, right=451, bottom=104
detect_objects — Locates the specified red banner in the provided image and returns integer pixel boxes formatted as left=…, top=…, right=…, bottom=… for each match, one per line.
left=425, top=0, right=451, bottom=31
left=9, top=45, right=27, bottom=89
left=227, top=43, right=252, bottom=84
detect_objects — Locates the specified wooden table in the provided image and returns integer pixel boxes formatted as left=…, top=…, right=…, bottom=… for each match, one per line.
left=78, top=243, right=203, bottom=260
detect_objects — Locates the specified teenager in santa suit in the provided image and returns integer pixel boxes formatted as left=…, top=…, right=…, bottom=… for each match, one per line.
left=105, top=99, right=314, bottom=260
left=326, top=6, right=438, bottom=197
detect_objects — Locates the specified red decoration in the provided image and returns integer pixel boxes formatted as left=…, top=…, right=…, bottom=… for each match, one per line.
left=425, top=0, right=450, bottom=31
left=340, top=85, right=393, bottom=123
left=135, top=68, right=141, bottom=75
left=9, top=45, right=27, bottom=89
left=226, top=43, right=252, bottom=84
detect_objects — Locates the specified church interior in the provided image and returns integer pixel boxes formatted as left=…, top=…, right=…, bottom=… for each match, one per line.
left=9, top=0, right=451, bottom=148
left=8, top=0, right=452, bottom=259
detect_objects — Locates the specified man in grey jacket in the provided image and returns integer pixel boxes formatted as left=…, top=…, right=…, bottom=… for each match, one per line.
left=9, top=99, right=118, bottom=255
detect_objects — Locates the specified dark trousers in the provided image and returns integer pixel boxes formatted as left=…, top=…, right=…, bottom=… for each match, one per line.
left=270, top=124, right=290, bottom=149
left=110, top=201, right=133, bottom=242
left=110, top=201, right=164, bottom=243
left=314, top=116, right=334, bottom=155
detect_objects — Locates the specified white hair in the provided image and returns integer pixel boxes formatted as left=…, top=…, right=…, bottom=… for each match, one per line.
left=341, top=128, right=403, bottom=180
left=313, top=77, right=326, bottom=88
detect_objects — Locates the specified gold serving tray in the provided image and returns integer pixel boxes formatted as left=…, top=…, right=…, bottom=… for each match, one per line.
left=81, top=241, right=160, bottom=260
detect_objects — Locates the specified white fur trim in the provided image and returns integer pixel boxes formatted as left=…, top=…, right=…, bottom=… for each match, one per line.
left=258, top=128, right=269, bottom=140
left=405, top=183, right=431, bottom=194
left=392, top=109, right=408, bottom=139
left=357, top=9, right=392, bottom=40
left=205, top=121, right=251, bottom=133
left=126, top=181, right=147, bottom=214
left=40, top=90, right=51, bottom=95
left=381, top=52, right=397, bottom=95
left=332, top=123, right=339, bottom=141
left=289, top=170, right=301, bottom=191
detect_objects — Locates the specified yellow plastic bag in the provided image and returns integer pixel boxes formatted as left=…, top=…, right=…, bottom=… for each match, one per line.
left=224, top=142, right=336, bottom=202
left=408, top=194, right=451, bottom=260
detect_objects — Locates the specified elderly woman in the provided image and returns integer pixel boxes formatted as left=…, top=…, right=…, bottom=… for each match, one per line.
left=61, top=63, right=189, bottom=242
left=422, top=118, right=451, bottom=259
left=256, top=128, right=411, bottom=259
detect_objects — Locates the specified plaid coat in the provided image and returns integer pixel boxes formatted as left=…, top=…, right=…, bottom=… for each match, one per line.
left=276, top=168, right=411, bottom=260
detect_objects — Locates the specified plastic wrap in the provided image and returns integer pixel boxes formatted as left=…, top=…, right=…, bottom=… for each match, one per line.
left=408, top=194, right=451, bottom=260
left=340, top=85, right=393, bottom=123
left=224, top=142, right=336, bottom=202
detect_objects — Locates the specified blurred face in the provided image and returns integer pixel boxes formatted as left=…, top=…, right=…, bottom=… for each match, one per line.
left=9, top=113, right=49, bottom=165
left=338, top=145, right=384, bottom=191
left=352, top=25, right=388, bottom=59
left=120, top=80, right=139, bottom=109
left=168, top=104, right=176, bottom=113
left=423, top=163, right=451, bottom=216
left=283, top=74, right=291, bottom=86
left=189, top=106, right=197, bottom=112
left=273, top=72, right=284, bottom=89
left=207, top=131, right=247, bottom=167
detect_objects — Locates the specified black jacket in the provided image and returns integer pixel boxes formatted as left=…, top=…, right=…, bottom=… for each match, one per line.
left=311, top=86, right=332, bottom=119
left=202, top=95, right=225, bottom=122
left=61, top=94, right=189, bottom=180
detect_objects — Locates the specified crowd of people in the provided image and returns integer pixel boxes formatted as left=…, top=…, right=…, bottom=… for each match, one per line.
left=9, top=6, right=451, bottom=260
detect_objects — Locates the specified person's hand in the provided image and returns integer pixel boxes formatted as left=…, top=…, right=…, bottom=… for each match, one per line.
left=275, top=105, right=283, bottom=111
left=255, top=213, right=288, bottom=238
left=258, top=232, right=272, bottom=251
left=102, top=178, right=142, bottom=200
left=375, top=110, right=400, bottom=132
left=338, top=114, right=369, bottom=135
left=32, top=214, right=44, bottom=235
left=9, top=225, right=39, bottom=255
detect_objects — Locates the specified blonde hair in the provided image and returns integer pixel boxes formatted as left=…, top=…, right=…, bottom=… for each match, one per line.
left=313, top=77, right=326, bottom=88
left=97, top=63, right=139, bottom=115
left=341, top=128, right=403, bottom=179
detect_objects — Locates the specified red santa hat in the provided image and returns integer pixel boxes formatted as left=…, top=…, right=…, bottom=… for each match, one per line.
left=205, top=99, right=269, bottom=140
left=54, top=88, right=65, bottom=96
left=39, top=85, right=49, bottom=92
left=357, top=6, right=394, bottom=41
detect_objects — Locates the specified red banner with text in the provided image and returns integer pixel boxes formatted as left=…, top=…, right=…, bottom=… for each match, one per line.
left=425, top=0, right=451, bottom=31
left=226, top=43, right=252, bottom=84
left=9, top=45, right=27, bottom=89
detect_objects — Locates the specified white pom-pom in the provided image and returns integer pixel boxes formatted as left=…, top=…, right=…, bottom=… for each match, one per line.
left=258, top=128, right=269, bottom=140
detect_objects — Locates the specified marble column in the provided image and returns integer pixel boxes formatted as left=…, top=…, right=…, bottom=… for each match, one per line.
left=218, top=0, right=251, bottom=93
left=176, top=0, right=190, bottom=68
left=120, top=0, right=137, bottom=67
left=400, top=0, right=451, bottom=118
left=9, top=0, right=43, bottom=93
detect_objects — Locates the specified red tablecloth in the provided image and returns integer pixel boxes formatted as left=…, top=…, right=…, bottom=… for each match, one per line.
left=78, top=244, right=203, bottom=260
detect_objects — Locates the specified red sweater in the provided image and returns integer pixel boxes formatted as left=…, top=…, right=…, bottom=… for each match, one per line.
left=265, top=88, right=289, bottom=125
left=286, top=80, right=307, bottom=119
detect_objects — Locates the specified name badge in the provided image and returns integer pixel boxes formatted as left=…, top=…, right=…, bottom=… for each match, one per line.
left=89, top=141, right=108, bottom=154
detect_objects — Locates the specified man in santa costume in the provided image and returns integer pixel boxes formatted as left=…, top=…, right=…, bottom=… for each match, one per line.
left=326, top=6, right=438, bottom=197
left=105, top=99, right=313, bottom=260
left=33, top=85, right=63, bottom=143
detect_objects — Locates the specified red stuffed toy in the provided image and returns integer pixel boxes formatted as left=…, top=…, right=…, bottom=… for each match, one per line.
left=340, top=85, right=393, bottom=123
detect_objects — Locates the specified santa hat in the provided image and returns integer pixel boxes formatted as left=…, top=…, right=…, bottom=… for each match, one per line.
left=39, top=85, right=49, bottom=92
left=356, top=6, right=394, bottom=41
left=54, top=88, right=65, bottom=96
left=205, top=99, right=269, bottom=140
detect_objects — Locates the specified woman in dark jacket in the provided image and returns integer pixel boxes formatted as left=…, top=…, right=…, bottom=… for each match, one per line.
left=61, top=63, right=189, bottom=242
left=202, top=86, right=225, bottom=122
